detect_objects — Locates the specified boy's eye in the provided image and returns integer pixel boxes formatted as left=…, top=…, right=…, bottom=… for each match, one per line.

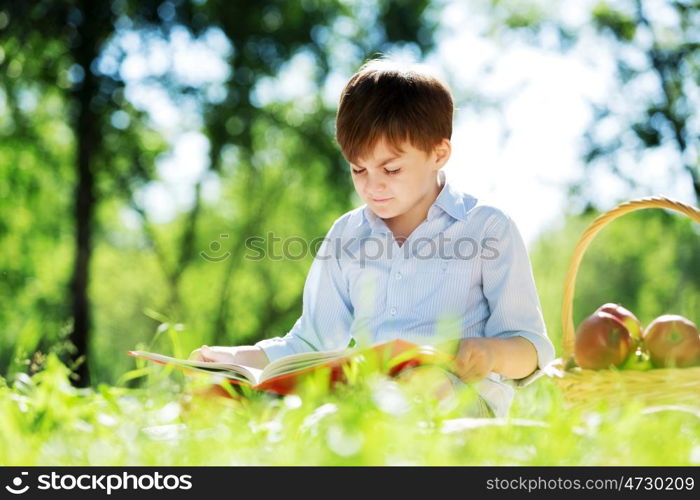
left=351, top=168, right=401, bottom=175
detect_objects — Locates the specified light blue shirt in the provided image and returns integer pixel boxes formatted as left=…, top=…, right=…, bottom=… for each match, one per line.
left=255, top=169, right=555, bottom=417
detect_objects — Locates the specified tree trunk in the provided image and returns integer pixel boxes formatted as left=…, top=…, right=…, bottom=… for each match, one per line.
left=68, top=1, right=105, bottom=387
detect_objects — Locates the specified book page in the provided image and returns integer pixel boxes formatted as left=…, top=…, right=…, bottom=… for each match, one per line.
left=259, top=346, right=353, bottom=382
left=255, top=338, right=451, bottom=382
left=127, top=350, right=259, bottom=384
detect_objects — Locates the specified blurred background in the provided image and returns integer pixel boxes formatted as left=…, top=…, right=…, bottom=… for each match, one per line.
left=0, top=0, right=698, bottom=387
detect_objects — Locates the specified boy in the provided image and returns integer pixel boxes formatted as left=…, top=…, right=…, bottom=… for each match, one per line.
left=190, top=59, right=555, bottom=418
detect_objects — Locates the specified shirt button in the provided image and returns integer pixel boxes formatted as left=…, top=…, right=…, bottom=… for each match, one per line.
left=395, top=272, right=402, bottom=280
left=390, top=307, right=397, bottom=316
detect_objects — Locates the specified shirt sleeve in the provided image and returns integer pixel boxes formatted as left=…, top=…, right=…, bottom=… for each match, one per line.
left=254, top=219, right=354, bottom=363
left=480, top=213, right=556, bottom=388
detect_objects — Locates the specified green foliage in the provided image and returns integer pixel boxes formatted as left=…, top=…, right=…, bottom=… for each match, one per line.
left=0, top=84, right=75, bottom=373
left=502, top=3, right=546, bottom=30
left=591, top=2, right=637, bottom=41
left=1, top=353, right=699, bottom=465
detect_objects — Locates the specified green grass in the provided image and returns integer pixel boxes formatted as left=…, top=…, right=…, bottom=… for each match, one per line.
left=1, top=353, right=699, bottom=466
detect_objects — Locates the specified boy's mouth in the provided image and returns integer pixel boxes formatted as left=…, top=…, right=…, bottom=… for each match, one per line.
left=372, top=197, right=393, bottom=204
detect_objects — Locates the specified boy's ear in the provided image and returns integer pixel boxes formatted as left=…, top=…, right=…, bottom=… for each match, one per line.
left=433, top=139, right=451, bottom=168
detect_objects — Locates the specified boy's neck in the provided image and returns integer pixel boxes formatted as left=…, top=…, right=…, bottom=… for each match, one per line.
left=383, top=173, right=445, bottom=245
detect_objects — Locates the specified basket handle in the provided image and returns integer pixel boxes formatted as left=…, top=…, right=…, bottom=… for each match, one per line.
left=561, top=196, right=700, bottom=359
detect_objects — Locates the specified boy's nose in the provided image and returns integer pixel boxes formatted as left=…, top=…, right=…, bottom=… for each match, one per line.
left=365, top=175, right=387, bottom=195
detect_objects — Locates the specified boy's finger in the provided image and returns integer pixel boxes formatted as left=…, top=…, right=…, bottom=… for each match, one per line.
left=200, top=346, right=230, bottom=363
left=199, top=346, right=215, bottom=361
left=456, top=348, right=472, bottom=371
left=456, top=355, right=477, bottom=380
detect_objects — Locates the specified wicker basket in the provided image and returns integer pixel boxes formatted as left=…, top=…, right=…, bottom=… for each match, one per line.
left=545, top=196, right=700, bottom=411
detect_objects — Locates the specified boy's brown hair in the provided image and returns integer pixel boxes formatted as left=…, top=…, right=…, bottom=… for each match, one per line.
left=335, top=58, right=454, bottom=164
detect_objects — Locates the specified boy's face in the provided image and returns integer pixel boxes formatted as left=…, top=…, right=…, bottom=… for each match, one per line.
left=349, top=137, right=451, bottom=220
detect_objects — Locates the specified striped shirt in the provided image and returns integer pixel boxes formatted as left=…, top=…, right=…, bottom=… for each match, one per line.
left=255, top=169, right=555, bottom=417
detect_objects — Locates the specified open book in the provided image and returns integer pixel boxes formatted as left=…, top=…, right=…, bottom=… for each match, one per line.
left=127, top=338, right=458, bottom=396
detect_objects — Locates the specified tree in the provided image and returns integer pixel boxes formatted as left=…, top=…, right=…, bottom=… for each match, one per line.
left=0, top=1, right=164, bottom=385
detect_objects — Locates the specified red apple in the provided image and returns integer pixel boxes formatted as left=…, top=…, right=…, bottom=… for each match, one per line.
left=643, top=314, right=700, bottom=368
left=574, top=311, right=632, bottom=370
left=596, top=303, right=643, bottom=341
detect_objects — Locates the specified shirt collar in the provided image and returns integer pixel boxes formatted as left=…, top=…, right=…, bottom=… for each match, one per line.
left=358, top=169, right=467, bottom=228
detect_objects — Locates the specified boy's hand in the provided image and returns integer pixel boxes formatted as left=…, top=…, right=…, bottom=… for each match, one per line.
left=188, top=345, right=270, bottom=370
left=454, top=338, right=498, bottom=383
